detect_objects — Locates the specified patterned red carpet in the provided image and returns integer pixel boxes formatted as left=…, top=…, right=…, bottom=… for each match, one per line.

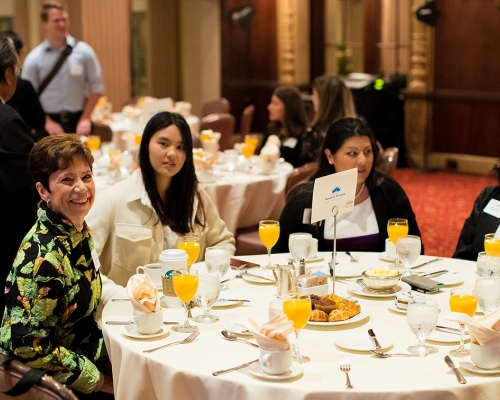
left=393, top=168, right=498, bottom=257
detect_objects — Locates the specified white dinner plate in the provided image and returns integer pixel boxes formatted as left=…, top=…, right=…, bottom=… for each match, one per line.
left=248, top=362, right=303, bottom=381
left=224, top=319, right=255, bottom=336
left=432, top=272, right=464, bottom=286
left=379, top=252, right=397, bottom=263
left=307, top=310, right=369, bottom=326
left=306, top=256, right=324, bottom=263
left=388, top=303, right=441, bottom=315
left=459, top=362, right=500, bottom=375
left=335, top=332, right=393, bottom=351
left=335, top=264, right=363, bottom=278
left=348, top=282, right=411, bottom=298
left=213, top=299, right=243, bottom=307
left=122, top=326, right=170, bottom=340
left=427, top=329, right=470, bottom=343
left=241, top=271, right=276, bottom=284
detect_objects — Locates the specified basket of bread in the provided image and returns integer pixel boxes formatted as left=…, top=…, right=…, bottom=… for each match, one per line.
left=309, top=293, right=361, bottom=322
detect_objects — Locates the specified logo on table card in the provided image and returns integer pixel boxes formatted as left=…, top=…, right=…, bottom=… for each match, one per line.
left=332, top=187, right=341, bottom=194
left=325, top=186, right=345, bottom=201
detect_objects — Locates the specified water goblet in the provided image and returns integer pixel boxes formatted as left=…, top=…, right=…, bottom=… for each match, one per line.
left=282, top=294, right=311, bottom=364
left=396, top=235, right=421, bottom=276
left=477, top=251, right=500, bottom=277
left=406, top=299, right=439, bottom=354
left=289, top=232, right=312, bottom=264
left=205, top=246, right=231, bottom=290
left=224, top=149, right=238, bottom=174
left=449, top=287, right=478, bottom=357
left=474, top=277, right=500, bottom=315
left=193, top=273, right=221, bottom=323
left=172, top=269, right=199, bottom=333
left=485, top=233, right=500, bottom=256
left=176, top=235, right=200, bottom=270
left=387, top=218, right=408, bottom=246
left=259, top=220, right=280, bottom=268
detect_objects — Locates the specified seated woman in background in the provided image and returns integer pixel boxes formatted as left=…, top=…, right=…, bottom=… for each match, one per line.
left=0, top=135, right=113, bottom=397
left=87, top=112, right=235, bottom=304
left=274, top=117, right=422, bottom=253
left=263, top=85, right=310, bottom=167
left=453, top=159, right=500, bottom=261
left=303, top=75, right=357, bottom=163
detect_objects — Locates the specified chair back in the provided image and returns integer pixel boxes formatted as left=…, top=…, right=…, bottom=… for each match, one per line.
left=200, top=113, right=236, bottom=151
left=91, top=122, right=113, bottom=143
left=285, top=162, right=319, bottom=196
left=191, top=131, right=202, bottom=148
left=201, top=98, right=231, bottom=117
left=240, top=104, right=255, bottom=137
left=377, top=147, right=399, bottom=178
left=0, top=355, right=78, bottom=400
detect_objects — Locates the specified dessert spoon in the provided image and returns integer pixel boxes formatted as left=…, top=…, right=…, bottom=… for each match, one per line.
left=370, top=350, right=426, bottom=358
left=221, top=330, right=259, bottom=347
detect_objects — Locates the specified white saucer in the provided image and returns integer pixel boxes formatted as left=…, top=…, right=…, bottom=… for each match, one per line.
left=306, top=256, right=324, bottom=263
left=348, top=282, right=411, bottom=298
left=307, top=310, right=369, bottom=326
left=379, top=252, right=397, bottom=263
left=388, top=303, right=441, bottom=315
left=459, top=361, right=500, bottom=375
left=433, top=273, right=464, bottom=286
left=336, top=264, right=363, bottom=278
left=241, top=271, right=276, bottom=284
left=122, top=326, right=170, bottom=340
left=248, top=362, right=303, bottom=380
left=427, top=329, right=470, bottom=343
left=214, top=299, right=242, bottom=307
left=335, top=332, right=393, bottom=352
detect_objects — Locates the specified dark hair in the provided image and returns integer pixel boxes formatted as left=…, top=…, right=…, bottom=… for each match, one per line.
left=0, top=35, right=17, bottom=83
left=312, top=117, right=380, bottom=190
left=28, top=134, right=94, bottom=191
left=267, top=85, right=309, bottom=139
left=41, top=1, right=65, bottom=21
left=0, top=30, right=22, bottom=54
left=139, top=112, right=204, bottom=234
left=311, top=75, right=357, bottom=132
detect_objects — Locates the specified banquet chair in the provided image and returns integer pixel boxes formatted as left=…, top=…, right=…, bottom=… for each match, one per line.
left=240, top=104, right=255, bottom=137
left=192, top=131, right=202, bottom=148
left=376, top=147, right=399, bottom=178
left=201, top=98, right=231, bottom=117
left=284, top=162, right=319, bottom=197
left=235, top=226, right=267, bottom=256
left=0, top=355, right=78, bottom=400
left=91, top=122, right=113, bottom=143
left=200, top=113, right=236, bottom=151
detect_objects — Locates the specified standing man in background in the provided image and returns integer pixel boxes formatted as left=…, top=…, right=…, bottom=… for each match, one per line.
left=23, top=0, right=104, bottom=136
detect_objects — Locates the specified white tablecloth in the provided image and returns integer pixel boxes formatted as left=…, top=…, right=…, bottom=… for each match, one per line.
left=200, top=162, right=294, bottom=235
left=102, top=252, right=499, bottom=400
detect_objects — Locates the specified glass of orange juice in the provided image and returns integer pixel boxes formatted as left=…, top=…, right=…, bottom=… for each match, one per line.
left=172, top=268, right=199, bottom=332
left=449, top=288, right=477, bottom=357
left=176, top=236, right=201, bottom=270
left=259, top=220, right=280, bottom=268
left=87, top=135, right=101, bottom=152
left=244, top=134, right=259, bottom=149
left=484, top=233, right=500, bottom=256
left=283, top=294, right=311, bottom=363
left=387, top=218, right=409, bottom=245
left=241, top=143, right=256, bottom=159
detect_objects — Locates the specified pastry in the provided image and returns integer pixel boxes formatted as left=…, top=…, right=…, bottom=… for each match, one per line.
left=309, top=309, right=329, bottom=322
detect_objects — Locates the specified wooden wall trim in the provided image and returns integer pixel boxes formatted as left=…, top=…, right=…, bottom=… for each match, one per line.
left=404, top=89, right=500, bottom=102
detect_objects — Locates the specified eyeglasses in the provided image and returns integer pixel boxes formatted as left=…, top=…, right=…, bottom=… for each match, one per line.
left=13, top=66, right=22, bottom=77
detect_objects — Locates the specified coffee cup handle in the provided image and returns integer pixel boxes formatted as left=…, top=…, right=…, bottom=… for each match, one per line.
left=262, top=353, right=271, bottom=367
left=136, top=266, right=145, bottom=274
left=128, top=316, right=138, bottom=326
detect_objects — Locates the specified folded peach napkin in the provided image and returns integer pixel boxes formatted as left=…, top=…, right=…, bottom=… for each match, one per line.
left=259, top=135, right=280, bottom=163
left=243, top=315, right=294, bottom=351
left=447, top=310, right=500, bottom=346
left=126, top=274, right=161, bottom=313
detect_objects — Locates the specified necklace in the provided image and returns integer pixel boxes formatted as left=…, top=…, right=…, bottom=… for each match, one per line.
left=354, top=182, right=365, bottom=200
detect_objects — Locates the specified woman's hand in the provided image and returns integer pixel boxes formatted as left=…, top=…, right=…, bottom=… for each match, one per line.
left=100, top=374, right=114, bottom=394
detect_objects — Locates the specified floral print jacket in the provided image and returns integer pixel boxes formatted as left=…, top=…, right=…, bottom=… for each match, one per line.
left=0, top=202, right=105, bottom=394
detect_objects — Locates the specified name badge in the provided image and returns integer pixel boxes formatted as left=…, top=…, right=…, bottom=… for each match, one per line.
left=91, top=248, right=101, bottom=271
left=483, top=199, right=500, bottom=219
left=282, top=137, right=298, bottom=149
left=70, top=64, right=83, bottom=76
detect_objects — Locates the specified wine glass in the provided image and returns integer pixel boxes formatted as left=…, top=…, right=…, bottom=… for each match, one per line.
left=87, top=135, right=101, bottom=152
left=474, top=277, right=500, bottom=315
left=244, top=134, right=259, bottom=149
left=193, top=273, right=221, bottom=323
left=172, top=269, right=199, bottom=333
left=282, top=294, right=311, bottom=364
left=449, top=287, right=478, bottom=357
left=176, top=236, right=200, bottom=270
left=396, top=235, right=421, bottom=276
left=484, top=233, right=500, bottom=256
left=259, top=220, right=280, bottom=268
left=387, top=218, right=408, bottom=245
left=477, top=251, right=500, bottom=277
left=205, top=246, right=231, bottom=290
left=406, top=299, right=439, bottom=354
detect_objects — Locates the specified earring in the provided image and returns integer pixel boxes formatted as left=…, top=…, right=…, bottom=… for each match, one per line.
left=47, top=200, right=52, bottom=209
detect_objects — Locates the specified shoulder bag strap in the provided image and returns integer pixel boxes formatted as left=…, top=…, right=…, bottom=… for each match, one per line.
left=0, top=354, right=45, bottom=396
left=38, top=40, right=78, bottom=96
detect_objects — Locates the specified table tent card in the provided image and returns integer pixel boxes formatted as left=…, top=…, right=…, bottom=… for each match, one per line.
left=141, top=97, right=173, bottom=123
left=311, top=168, right=357, bottom=291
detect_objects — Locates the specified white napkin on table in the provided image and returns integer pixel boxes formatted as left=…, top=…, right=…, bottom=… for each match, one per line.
left=243, top=315, right=293, bottom=351
left=447, top=310, right=500, bottom=346
left=126, top=274, right=161, bottom=313
left=259, top=135, right=281, bottom=163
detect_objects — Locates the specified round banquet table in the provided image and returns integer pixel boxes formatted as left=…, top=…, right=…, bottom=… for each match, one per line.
left=101, top=252, right=499, bottom=400
left=199, top=161, right=293, bottom=235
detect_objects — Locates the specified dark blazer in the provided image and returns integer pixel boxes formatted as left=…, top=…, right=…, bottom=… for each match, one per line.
left=274, top=176, right=422, bottom=253
left=453, top=186, right=500, bottom=261
left=0, top=102, right=39, bottom=314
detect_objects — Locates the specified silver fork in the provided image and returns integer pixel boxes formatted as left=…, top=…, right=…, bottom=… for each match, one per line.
left=340, top=354, right=353, bottom=389
left=143, top=330, right=200, bottom=353
left=345, top=251, right=359, bottom=262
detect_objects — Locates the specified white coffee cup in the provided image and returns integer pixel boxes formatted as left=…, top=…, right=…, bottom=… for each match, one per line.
left=385, top=238, right=397, bottom=259
left=136, top=263, right=162, bottom=287
left=309, top=238, right=318, bottom=259
left=129, top=310, right=163, bottom=334
left=159, top=249, right=189, bottom=277
left=259, top=348, right=292, bottom=375
left=259, top=159, right=275, bottom=175
left=470, top=342, right=500, bottom=369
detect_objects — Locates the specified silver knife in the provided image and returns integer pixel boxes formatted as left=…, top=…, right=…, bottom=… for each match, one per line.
left=436, top=325, right=469, bottom=335
left=368, top=329, right=382, bottom=349
left=411, top=257, right=443, bottom=269
left=212, top=359, right=259, bottom=376
left=243, top=272, right=275, bottom=282
left=444, top=355, right=466, bottom=384
left=217, top=299, right=251, bottom=302
left=421, top=270, right=448, bottom=278
left=106, top=321, right=179, bottom=325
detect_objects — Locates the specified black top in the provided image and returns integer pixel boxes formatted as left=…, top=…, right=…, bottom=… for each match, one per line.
left=274, top=176, right=423, bottom=253
left=453, top=186, right=500, bottom=261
